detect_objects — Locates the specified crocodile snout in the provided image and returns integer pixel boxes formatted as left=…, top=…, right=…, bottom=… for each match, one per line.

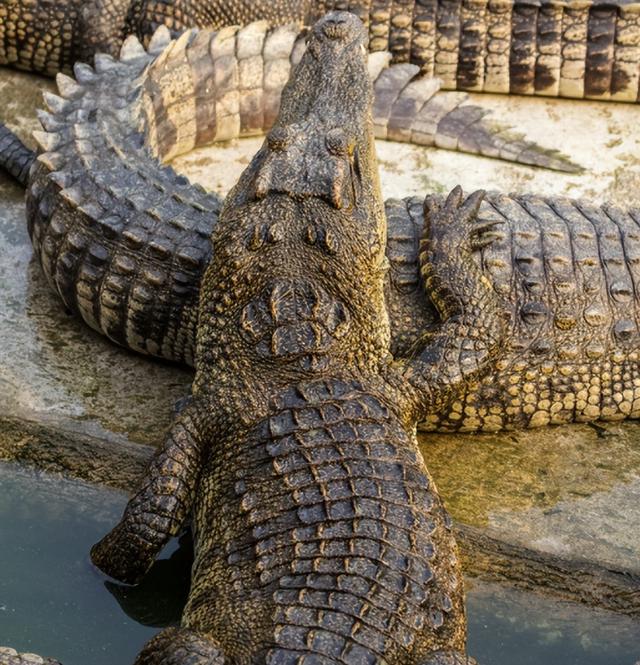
left=310, top=11, right=366, bottom=49
left=321, top=14, right=354, bottom=41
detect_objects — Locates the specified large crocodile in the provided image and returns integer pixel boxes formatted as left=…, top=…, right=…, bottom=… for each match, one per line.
left=2, top=0, right=639, bottom=103
left=2, top=11, right=506, bottom=664
left=92, top=12, right=503, bottom=664
left=1, top=19, right=637, bottom=432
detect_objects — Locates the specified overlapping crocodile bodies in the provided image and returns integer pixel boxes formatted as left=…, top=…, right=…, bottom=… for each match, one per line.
left=86, top=12, right=502, bottom=663
left=17, top=22, right=640, bottom=431
left=2, top=0, right=639, bottom=102
left=386, top=194, right=640, bottom=430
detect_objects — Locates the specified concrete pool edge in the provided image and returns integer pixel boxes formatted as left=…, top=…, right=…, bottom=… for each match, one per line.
left=2, top=412, right=638, bottom=618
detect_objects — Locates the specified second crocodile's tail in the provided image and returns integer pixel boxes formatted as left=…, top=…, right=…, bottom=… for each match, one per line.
left=0, top=124, right=36, bottom=187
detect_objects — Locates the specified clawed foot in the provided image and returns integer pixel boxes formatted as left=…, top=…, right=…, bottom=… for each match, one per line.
left=90, top=522, right=157, bottom=585
left=424, top=186, right=502, bottom=257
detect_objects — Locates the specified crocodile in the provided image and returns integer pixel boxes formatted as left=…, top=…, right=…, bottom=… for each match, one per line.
left=1, top=11, right=507, bottom=664
left=0, top=19, right=636, bottom=432
left=0, top=17, right=582, bottom=175
left=2, top=0, right=639, bottom=103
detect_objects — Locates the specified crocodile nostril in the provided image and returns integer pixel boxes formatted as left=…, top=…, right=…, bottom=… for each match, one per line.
left=322, top=18, right=352, bottom=41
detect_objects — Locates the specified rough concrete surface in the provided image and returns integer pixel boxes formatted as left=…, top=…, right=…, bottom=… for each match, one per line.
left=1, top=66, right=639, bottom=613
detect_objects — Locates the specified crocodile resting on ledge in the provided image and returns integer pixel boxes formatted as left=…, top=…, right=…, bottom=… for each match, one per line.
left=0, top=18, right=637, bottom=432
left=2, top=12, right=508, bottom=664
left=94, top=14, right=502, bottom=663
left=2, top=0, right=640, bottom=103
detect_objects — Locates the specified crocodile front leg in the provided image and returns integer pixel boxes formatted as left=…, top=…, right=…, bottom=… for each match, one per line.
left=402, top=186, right=507, bottom=421
left=91, top=402, right=209, bottom=584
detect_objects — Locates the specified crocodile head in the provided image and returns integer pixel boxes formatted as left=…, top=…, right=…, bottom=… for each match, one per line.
left=226, top=11, right=383, bottom=218
left=205, top=12, right=390, bottom=378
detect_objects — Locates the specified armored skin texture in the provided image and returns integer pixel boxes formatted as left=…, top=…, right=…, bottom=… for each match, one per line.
left=85, top=12, right=505, bottom=664
left=1, top=0, right=639, bottom=102
left=9, top=20, right=640, bottom=432
left=0, top=17, right=580, bottom=182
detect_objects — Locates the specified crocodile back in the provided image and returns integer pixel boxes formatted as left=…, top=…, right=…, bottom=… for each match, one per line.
left=387, top=193, right=640, bottom=430
left=189, top=378, right=464, bottom=662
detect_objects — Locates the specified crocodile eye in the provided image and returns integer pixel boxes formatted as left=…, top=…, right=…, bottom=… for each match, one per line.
left=267, top=127, right=291, bottom=152
left=325, top=128, right=352, bottom=157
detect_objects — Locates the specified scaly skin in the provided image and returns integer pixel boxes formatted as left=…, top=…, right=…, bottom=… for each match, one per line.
left=85, top=12, right=505, bottom=664
left=12, top=21, right=640, bottom=431
left=1, top=0, right=639, bottom=101
left=0, top=17, right=580, bottom=179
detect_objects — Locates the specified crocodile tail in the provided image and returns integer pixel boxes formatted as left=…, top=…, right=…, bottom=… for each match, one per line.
left=0, top=124, right=36, bottom=187
left=233, top=379, right=467, bottom=664
left=140, top=22, right=580, bottom=172
left=25, top=33, right=222, bottom=365
left=369, top=55, right=581, bottom=173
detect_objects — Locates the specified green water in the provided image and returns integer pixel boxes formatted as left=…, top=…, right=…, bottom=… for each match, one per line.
left=0, top=462, right=638, bottom=664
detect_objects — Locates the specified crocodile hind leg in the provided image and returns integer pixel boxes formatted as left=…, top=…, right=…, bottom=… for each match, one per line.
left=91, top=403, right=209, bottom=584
left=402, top=186, right=508, bottom=421
left=134, top=628, right=224, bottom=665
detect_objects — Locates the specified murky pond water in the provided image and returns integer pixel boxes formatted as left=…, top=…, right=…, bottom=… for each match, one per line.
left=0, top=462, right=638, bottom=665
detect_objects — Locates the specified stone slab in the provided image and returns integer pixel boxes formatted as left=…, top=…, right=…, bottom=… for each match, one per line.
left=1, top=66, right=639, bottom=613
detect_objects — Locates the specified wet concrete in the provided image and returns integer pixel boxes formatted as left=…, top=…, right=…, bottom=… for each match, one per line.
left=3, top=460, right=639, bottom=665
left=1, top=66, right=639, bottom=613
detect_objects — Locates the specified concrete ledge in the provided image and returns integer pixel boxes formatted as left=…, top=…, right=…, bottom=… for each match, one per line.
left=456, top=524, right=640, bottom=618
left=0, top=415, right=151, bottom=490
